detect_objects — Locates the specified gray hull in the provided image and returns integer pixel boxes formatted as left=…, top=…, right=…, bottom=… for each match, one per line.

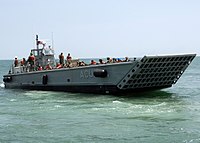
left=3, top=54, right=196, bottom=94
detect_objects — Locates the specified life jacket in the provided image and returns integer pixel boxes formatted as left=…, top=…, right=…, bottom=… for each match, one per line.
left=91, top=61, right=96, bottom=65
left=28, top=55, right=35, bottom=66
left=29, top=55, right=35, bottom=61
left=38, top=66, right=43, bottom=71
left=56, top=64, right=62, bottom=69
left=67, top=56, right=72, bottom=60
left=46, top=64, right=52, bottom=70
left=21, top=60, right=25, bottom=65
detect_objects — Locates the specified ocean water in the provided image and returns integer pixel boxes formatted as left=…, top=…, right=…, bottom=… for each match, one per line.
left=0, top=57, right=200, bottom=143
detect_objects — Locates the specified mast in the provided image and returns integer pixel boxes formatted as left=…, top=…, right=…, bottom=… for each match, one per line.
left=36, top=35, right=39, bottom=56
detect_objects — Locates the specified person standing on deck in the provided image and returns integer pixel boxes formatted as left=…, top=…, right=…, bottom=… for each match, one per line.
left=20, top=58, right=26, bottom=66
left=59, top=53, right=64, bottom=66
left=28, top=53, right=35, bottom=71
left=66, top=53, right=72, bottom=66
left=14, top=56, right=18, bottom=67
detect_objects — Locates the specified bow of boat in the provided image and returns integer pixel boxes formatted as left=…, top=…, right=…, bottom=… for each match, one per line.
left=116, top=54, right=196, bottom=91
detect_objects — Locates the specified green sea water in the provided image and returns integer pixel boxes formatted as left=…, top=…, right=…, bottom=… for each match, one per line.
left=0, top=57, right=200, bottom=143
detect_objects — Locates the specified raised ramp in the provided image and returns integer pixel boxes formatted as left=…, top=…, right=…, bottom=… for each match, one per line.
left=117, top=54, right=196, bottom=90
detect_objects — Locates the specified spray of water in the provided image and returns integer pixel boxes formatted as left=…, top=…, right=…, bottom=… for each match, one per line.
left=0, top=83, right=5, bottom=88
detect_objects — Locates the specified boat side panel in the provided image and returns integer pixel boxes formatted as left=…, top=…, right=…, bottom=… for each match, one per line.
left=4, top=62, right=135, bottom=88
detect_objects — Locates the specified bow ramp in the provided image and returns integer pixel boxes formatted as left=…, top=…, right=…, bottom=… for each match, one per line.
left=117, top=54, right=196, bottom=90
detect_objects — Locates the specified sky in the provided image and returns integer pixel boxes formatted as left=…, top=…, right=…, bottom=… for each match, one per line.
left=0, top=0, right=199, bottom=60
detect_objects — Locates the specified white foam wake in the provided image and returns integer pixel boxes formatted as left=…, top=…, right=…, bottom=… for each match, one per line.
left=0, top=83, right=5, bottom=88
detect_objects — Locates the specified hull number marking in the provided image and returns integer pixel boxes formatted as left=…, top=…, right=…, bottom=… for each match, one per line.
left=80, top=70, right=93, bottom=79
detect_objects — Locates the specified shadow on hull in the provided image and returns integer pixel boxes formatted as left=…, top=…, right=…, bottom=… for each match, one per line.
left=4, top=84, right=172, bottom=96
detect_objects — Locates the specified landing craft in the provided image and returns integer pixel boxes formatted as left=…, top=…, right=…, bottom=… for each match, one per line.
left=3, top=35, right=196, bottom=94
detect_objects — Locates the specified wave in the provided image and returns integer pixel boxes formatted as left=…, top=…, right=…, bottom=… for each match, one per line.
left=0, top=83, right=5, bottom=88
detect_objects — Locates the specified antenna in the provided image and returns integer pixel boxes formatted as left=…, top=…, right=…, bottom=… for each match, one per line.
left=51, top=32, right=55, bottom=55
left=51, top=32, right=54, bottom=49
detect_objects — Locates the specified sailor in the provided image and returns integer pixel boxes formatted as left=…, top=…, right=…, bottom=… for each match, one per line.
left=59, top=53, right=64, bottom=66
left=14, top=56, right=18, bottom=67
left=113, top=58, right=117, bottom=63
left=117, top=58, right=122, bottom=62
left=28, top=53, right=35, bottom=65
left=99, top=59, right=105, bottom=64
left=28, top=53, right=35, bottom=71
left=123, top=57, right=129, bottom=62
left=67, top=53, right=72, bottom=60
left=106, top=57, right=112, bottom=63
left=45, top=64, right=52, bottom=70
left=66, top=53, right=72, bottom=65
left=20, top=58, right=26, bottom=72
left=90, top=60, right=97, bottom=65
left=38, top=65, right=43, bottom=71
left=20, top=58, right=26, bottom=66
left=56, top=63, right=62, bottom=69
left=78, top=61, right=86, bottom=66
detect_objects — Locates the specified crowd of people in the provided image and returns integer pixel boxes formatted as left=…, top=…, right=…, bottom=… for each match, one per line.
left=13, top=53, right=37, bottom=71
left=88, top=57, right=130, bottom=65
left=13, top=52, right=74, bottom=71
left=57, top=52, right=72, bottom=68
left=13, top=51, right=130, bottom=72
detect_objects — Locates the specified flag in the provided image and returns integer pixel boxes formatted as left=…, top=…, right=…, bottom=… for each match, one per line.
left=37, top=40, right=46, bottom=46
